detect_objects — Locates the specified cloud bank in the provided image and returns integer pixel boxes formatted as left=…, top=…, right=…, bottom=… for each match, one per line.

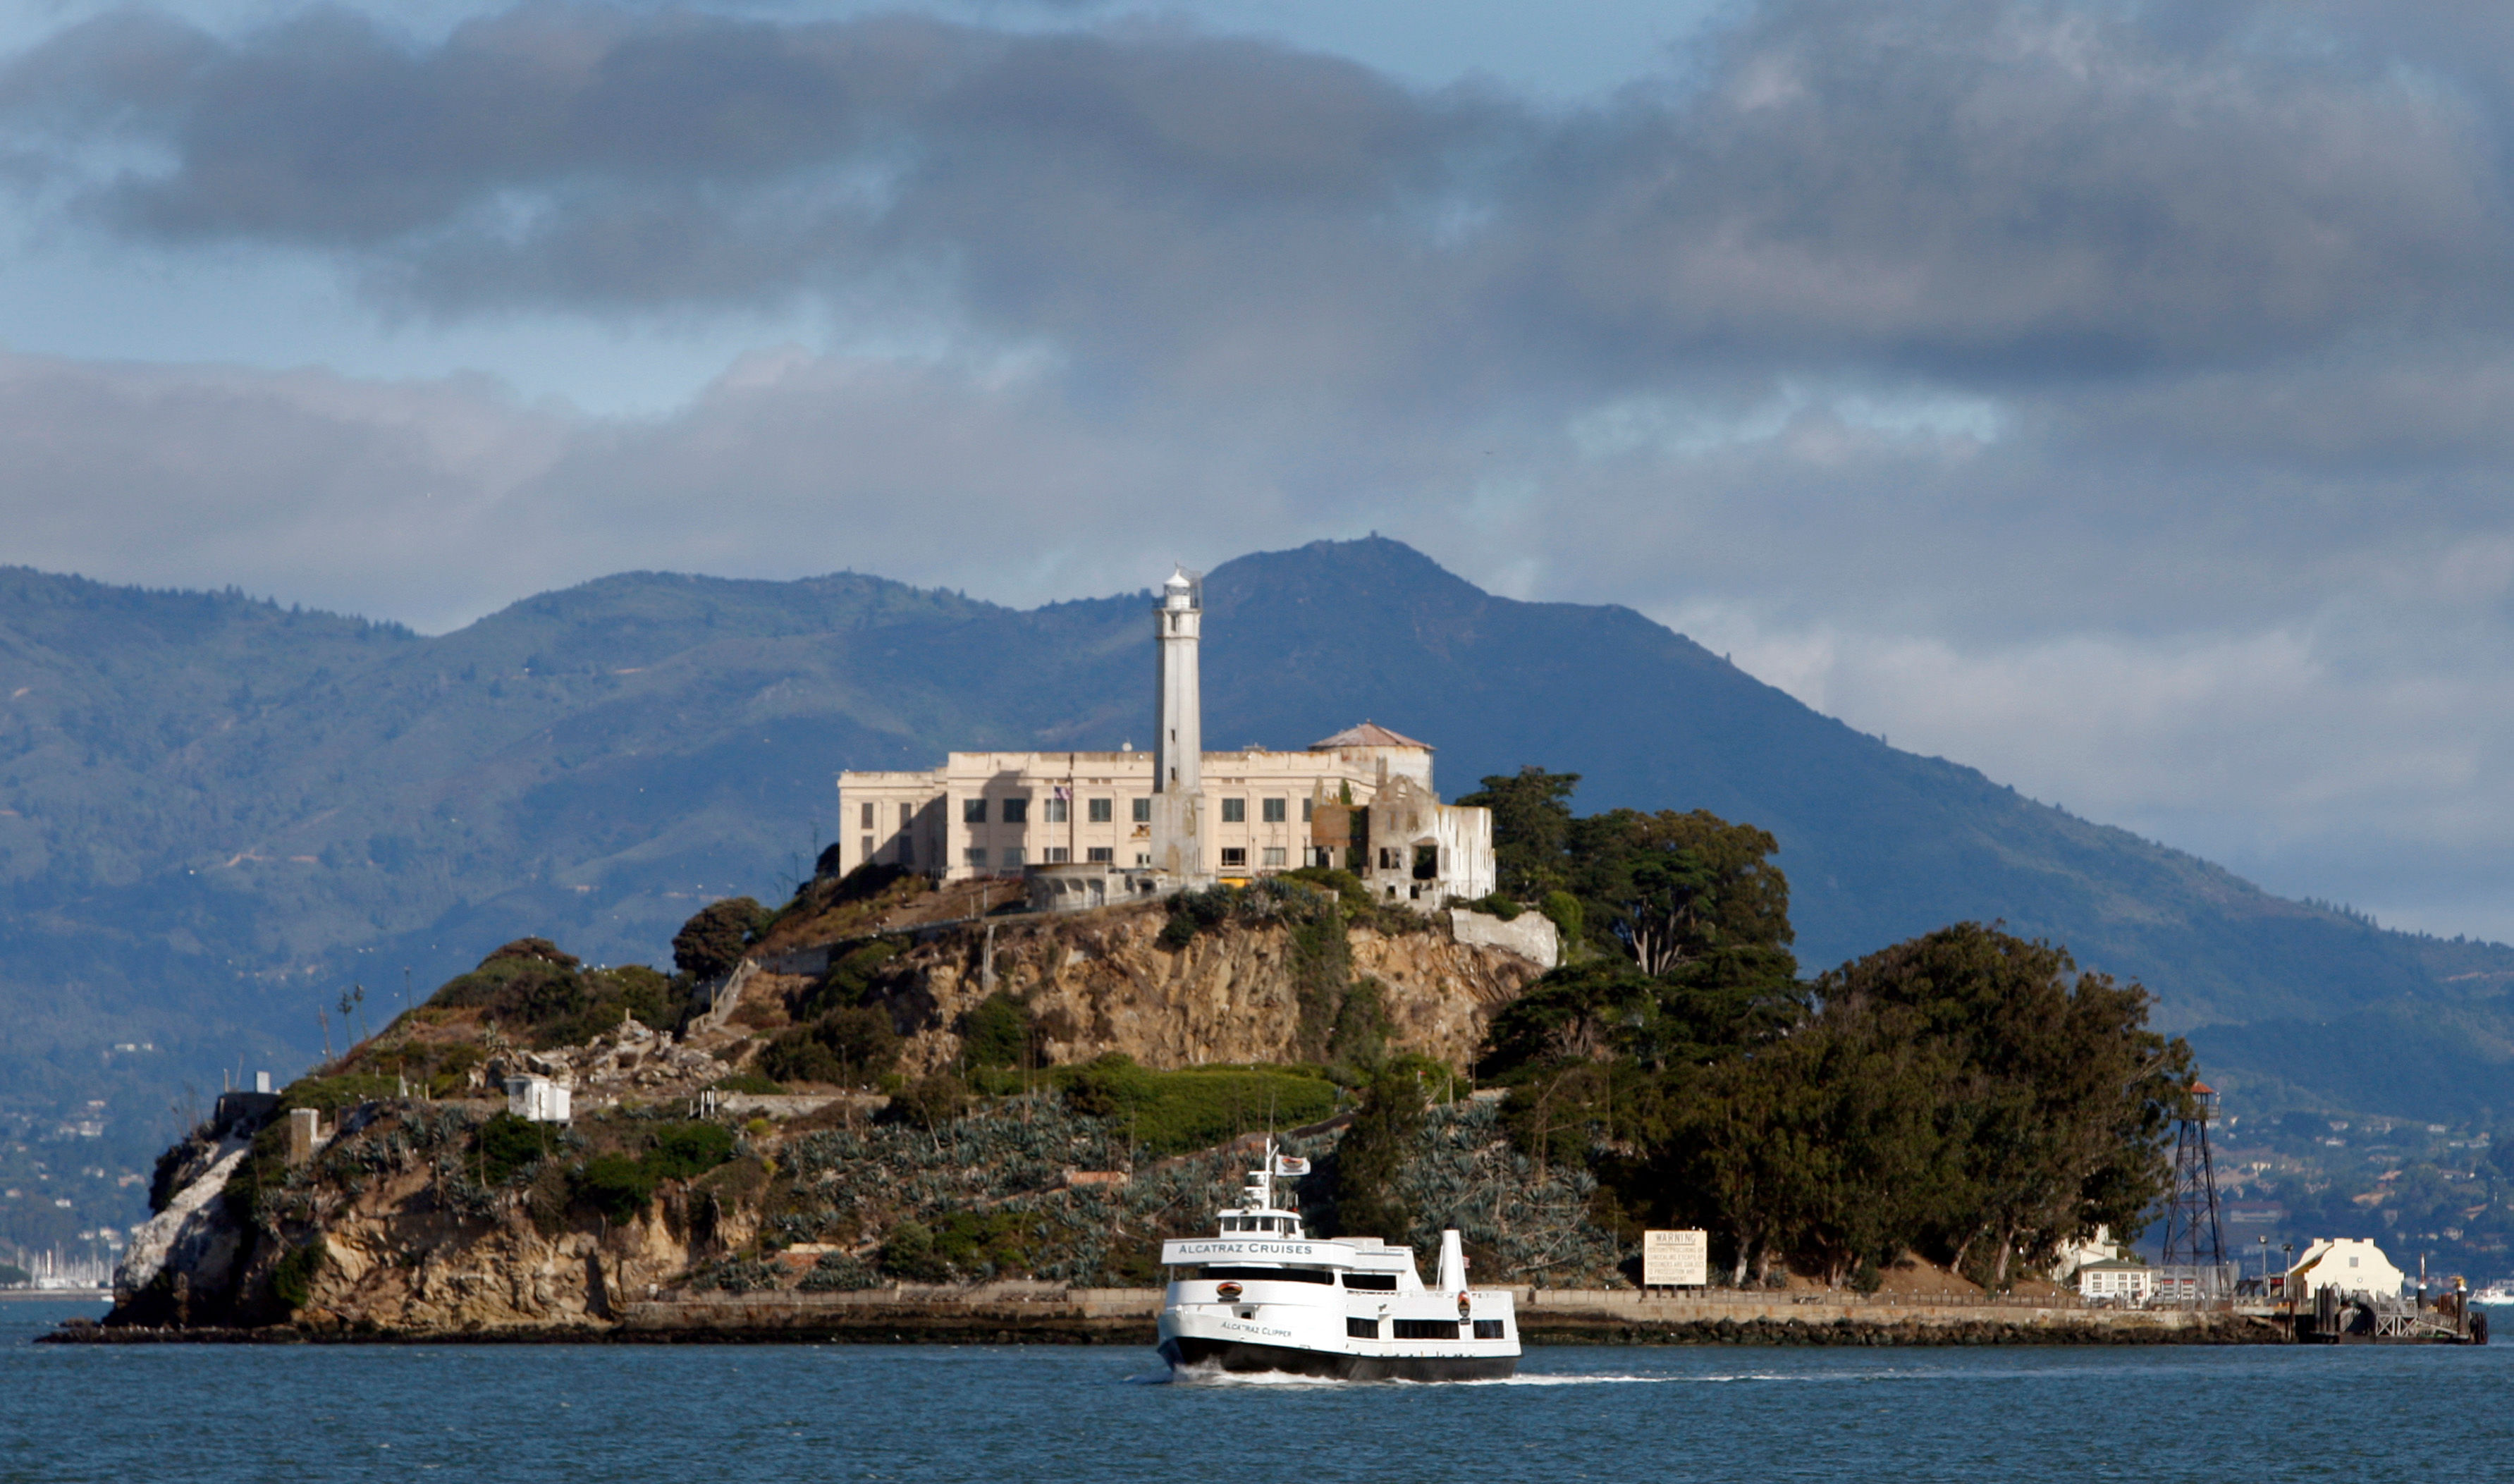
left=3, top=0, right=2514, bottom=933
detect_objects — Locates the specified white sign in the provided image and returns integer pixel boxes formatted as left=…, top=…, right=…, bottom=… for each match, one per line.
left=1643, top=1229, right=1707, bottom=1287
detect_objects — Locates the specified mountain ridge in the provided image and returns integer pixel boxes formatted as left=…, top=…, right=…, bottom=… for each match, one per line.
left=1, top=538, right=2509, bottom=1154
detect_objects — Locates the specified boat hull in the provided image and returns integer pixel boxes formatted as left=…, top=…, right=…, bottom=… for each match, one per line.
left=1160, top=1335, right=1517, bottom=1382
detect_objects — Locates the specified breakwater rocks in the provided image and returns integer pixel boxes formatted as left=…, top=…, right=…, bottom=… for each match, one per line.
left=47, top=1286, right=2291, bottom=1347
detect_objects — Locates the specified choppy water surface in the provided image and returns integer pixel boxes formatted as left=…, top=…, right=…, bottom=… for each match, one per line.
left=6, top=1297, right=2509, bottom=1483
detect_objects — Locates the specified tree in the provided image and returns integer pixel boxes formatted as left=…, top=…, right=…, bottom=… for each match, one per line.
left=1569, top=809, right=1796, bottom=980
left=1457, top=767, right=1581, bottom=897
left=673, top=896, right=769, bottom=980
left=1330, top=1064, right=1427, bottom=1243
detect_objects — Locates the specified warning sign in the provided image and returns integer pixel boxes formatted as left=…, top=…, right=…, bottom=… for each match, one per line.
left=1642, top=1229, right=1708, bottom=1287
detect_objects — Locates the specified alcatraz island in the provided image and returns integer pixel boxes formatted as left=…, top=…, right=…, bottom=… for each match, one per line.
left=51, top=570, right=2473, bottom=1348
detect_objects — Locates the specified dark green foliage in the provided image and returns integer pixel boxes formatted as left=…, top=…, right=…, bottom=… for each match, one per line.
left=1540, top=891, right=1585, bottom=949
left=797, top=940, right=902, bottom=1017
left=1466, top=893, right=1522, bottom=921
left=269, top=1234, right=327, bottom=1313
left=276, top=1074, right=403, bottom=1113
left=223, top=1122, right=296, bottom=1225
left=1282, top=866, right=1373, bottom=912
left=673, top=897, right=769, bottom=981
left=1457, top=768, right=1581, bottom=897
left=1324, top=976, right=1387, bottom=1069
left=1053, top=1055, right=1338, bottom=1156
left=1327, top=1065, right=1427, bottom=1242
left=474, top=1112, right=550, bottom=1186
left=761, top=1006, right=900, bottom=1086
left=959, top=992, right=1036, bottom=1069
left=647, top=1121, right=737, bottom=1182
left=712, top=1072, right=785, bottom=1095
left=426, top=940, right=680, bottom=1048
left=879, top=1220, right=947, bottom=1281
left=565, top=1120, right=737, bottom=1221
left=574, top=1153, right=656, bottom=1223
left=891, top=1072, right=971, bottom=1129
left=0, top=1262, right=29, bottom=1287
left=707, top=1258, right=780, bottom=1293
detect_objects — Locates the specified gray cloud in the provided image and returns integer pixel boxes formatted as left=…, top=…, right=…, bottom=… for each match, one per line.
left=9, top=0, right=2514, bottom=936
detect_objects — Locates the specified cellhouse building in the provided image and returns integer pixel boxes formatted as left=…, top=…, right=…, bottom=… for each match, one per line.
left=833, top=568, right=1496, bottom=912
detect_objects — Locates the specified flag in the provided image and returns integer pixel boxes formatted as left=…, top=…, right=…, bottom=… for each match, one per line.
left=1272, top=1154, right=1310, bottom=1177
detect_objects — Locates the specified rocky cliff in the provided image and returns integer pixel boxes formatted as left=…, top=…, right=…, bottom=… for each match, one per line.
left=94, top=895, right=1563, bottom=1337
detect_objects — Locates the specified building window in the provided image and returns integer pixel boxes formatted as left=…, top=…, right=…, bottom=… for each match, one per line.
left=1135, top=852, right=1152, bottom=866
left=1002, top=846, right=1026, bottom=868
left=1002, top=797, right=1029, bottom=824
left=1473, top=1320, right=1504, bottom=1339
left=1378, top=847, right=1398, bottom=870
left=1346, top=1318, right=1380, bottom=1339
left=897, top=842, right=914, bottom=867
left=900, top=802, right=914, bottom=829
left=963, top=799, right=987, bottom=824
left=1089, top=797, right=1113, bottom=823
left=1087, top=847, right=1114, bottom=864
left=861, top=835, right=873, bottom=861
left=1262, top=847, right=1287, bottom=868
left=1221, top=847, right=1247, bottom=868
left=860, top=802, right=874, bottom=828
left=1262, top=797, right=1287, bottom=823
left=1045, top=797, right=1069, bottom=823
left=1132, top=798, right=1153, bottom=823
left=964, top=848, right=988, bottom=867
left=1302, top=798, right=1313, bottom=823
left=1221, top=798, right=1245, bottom=823
left=1046, top=847, right=1070, bottom=864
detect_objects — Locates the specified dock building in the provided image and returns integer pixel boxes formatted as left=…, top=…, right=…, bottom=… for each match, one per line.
left=834, top=568, right=1496, bottom=910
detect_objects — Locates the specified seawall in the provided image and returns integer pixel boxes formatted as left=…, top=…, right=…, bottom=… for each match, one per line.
left=45, top=1285, right=2293, bottom=1345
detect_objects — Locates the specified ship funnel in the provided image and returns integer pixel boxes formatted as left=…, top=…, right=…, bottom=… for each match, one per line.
left=1436, top=1229, right=1466, bottom=1292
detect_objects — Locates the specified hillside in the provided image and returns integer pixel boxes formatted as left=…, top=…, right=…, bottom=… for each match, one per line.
left=3, top=538, right=2511, bottom=1197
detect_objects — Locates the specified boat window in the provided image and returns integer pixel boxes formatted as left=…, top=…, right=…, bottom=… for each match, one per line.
left=1343, top=1273, right=1397, bottom=1291
left=1473, top=1320, right=1505, bottom=1339
left=1346, top=1318, right=1380, bottom=1339
left=1392, top=1319, right=1464, bottom=1339
left=1196, top=1266, right=1334, bottom=1285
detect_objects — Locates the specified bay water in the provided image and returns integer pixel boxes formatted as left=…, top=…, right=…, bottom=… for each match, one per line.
left=6, top=1296, right=2507, bottom=1482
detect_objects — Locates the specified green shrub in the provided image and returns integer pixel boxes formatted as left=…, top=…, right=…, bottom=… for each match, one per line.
left=573, top=1153, right=656, bottom=1223
left=1282, top=866, right=1372, bottom=913
left=0, top=1262, right=29, bottom=1287
left=879, top=1220, right=948, bottom=1282
left=424, top=940, right=681, bottom=1047
left=647, top=1121, right=737, bottom=1182
left=276, top=1073, right=400, bottom=1114
left=673, top=897, right=770, bottom=981
left=798, top=940, right=902, bottom=1017
left=1540, top=890, right=1584, bottom=948
left=708, top=1258, right=780, bottom=1293
left=959, top=991, right=1036, bottom=1069
left=1050, top=1058, right=1337, bottom=1156
left=713, top=1072, right=785, bottom=1095
left=890, top=1072, right=970, bottom=1129
left=269, top=1234, right=328, bottom=1313
left=1468, top=893, right=1523, bottom=921
left=475, top=1112, right=551, bottom=1186
left=761, top=1007, right=900, bottom=1085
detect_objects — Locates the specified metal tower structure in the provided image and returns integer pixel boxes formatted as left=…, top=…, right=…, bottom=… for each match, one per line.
left=2158, top=1080, right=2230, bottom=1304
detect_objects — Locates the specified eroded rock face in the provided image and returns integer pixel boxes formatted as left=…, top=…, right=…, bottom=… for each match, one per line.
left=877, top=906, right=1543, bottom=1074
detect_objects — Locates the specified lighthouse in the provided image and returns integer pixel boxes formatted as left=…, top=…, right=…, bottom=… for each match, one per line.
left=1151, top=567, right=1206, bottom=881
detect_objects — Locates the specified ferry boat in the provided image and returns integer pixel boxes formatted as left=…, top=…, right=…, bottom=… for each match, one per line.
left=1154, top=1141, right=1519, bottom=1380
left=2472, top=1279, right=2514, bottom=1306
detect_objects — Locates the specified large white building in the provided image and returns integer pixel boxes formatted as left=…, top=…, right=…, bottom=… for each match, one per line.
left=2286, top=1237, right=2405, bottom=1301
left=834, top=568, right=1496, bottom=910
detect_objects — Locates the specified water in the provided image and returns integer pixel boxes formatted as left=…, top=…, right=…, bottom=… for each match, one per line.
left=7, top=1297, right=2511, bottom=1483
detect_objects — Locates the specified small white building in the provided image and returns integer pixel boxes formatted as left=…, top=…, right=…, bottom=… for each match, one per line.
left=2052, top=1225, right=2125, bottom=1281
left=2286, top=1237, right=2404, bottom=1301
left=505, top=1074, right=572, bottom=1123
left=2075, top=1258, right=2153, bottom=1303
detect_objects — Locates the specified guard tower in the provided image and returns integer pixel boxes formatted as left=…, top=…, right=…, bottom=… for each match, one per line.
left=1151, top=567, right=1206, bottom=882
left=2157, top=1079, right=2230, bottom=1304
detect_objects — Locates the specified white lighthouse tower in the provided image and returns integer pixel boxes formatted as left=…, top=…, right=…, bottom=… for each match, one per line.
left=1151, top=567, right=1206, bottom=882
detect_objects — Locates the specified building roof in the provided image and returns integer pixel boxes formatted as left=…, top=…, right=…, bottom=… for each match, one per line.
left=2077, top=1258, right=2150, bottom=1272
left=1310, top=721, right=1433, bottom=751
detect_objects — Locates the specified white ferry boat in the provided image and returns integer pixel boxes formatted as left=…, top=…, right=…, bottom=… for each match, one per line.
left=2472, top=1279, right=2514, bottom=1306
left=1154, top=1142, right=1519, bottom=1380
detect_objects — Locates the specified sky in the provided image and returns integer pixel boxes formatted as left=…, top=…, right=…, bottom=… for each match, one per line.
left=3, top=0, right=2513, bottom=939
